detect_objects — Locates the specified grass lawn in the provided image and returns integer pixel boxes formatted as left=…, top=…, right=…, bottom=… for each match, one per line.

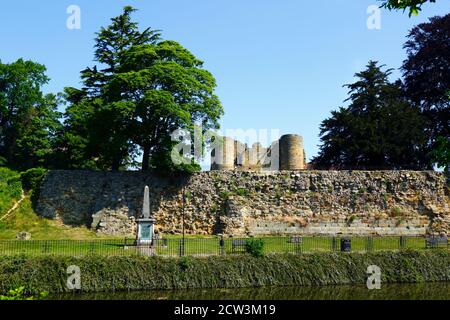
left=0, top=234, right=437, bottom=257
left=0, top=197, right=122, bottom=240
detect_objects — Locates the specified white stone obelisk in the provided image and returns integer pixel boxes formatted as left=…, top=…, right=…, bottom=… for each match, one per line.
left=136, top=186, right=155, bottom=245
left=143, top=186, right=150, bottom=219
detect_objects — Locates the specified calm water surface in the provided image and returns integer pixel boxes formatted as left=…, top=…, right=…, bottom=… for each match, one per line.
left=50, top=283, right=450, bottom=300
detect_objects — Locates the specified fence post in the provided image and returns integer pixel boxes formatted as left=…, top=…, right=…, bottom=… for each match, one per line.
left=295, top=239, right=302, bottom=254
left=399, top=236, right=406, bottom=250
left=332, top=237, right=338, bottom=252
left=179, top=238, right=185, bottom=257
left=42, top=241, right=49, bottom=254
left=366, top=237, right=373, bottom=252
left=219, top=236, right=225, bottom=255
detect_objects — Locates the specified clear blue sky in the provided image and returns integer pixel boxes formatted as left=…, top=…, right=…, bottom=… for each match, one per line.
left=0, top=1, right=448, bottom=163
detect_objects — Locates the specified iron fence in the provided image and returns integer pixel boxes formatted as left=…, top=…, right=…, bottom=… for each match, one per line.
left=0, top=236, right=447, bottom=257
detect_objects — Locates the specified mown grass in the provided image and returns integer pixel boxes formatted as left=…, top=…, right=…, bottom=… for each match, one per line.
left=0, top=235, right=437, bottom=257
left=1, top=250, right=449, bottom=294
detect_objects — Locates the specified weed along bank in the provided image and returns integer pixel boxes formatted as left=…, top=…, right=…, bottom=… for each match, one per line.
left=1, top=251, right=450, bottom=295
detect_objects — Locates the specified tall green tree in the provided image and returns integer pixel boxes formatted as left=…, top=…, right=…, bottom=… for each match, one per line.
left=381, top=0, right=437, bottom=16
left=401, top=14, right=450, bottom=168
left=432, top=136, right=450, bottom=175
left=113, top=41, right=222, bottom=171
left=62, top=6, right=161, bottom=170
left=0, top=59, right=61, bottom=170
left=62, top=6, right=223, bottom=172
left=313, top=61, right=427, bottom=170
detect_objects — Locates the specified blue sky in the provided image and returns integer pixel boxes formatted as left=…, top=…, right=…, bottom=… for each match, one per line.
left=0, top=0, right=448, bottom=164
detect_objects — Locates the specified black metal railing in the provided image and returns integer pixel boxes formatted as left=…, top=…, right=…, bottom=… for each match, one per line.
left=0, top=235, right=447, bottom=257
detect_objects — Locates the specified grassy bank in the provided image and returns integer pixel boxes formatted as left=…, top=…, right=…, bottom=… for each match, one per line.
left=0, top=167, right=117, bottom=240
left=0, top=168, right=22, bottom=214
left=1, top=250, right=449, bottom=294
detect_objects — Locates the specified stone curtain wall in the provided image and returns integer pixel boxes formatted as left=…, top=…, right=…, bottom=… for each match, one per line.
left=36, top=170, right=450, bottom=236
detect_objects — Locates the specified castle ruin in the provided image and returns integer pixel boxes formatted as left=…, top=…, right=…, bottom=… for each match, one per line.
left=210, top=134, right=307, bottom=171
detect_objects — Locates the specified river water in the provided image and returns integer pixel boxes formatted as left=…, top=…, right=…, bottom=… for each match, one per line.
left=50, top=283, right=450, bottom=300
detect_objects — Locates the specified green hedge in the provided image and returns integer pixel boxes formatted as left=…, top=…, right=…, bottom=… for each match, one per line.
left=0, top=250, right=449, bottom=294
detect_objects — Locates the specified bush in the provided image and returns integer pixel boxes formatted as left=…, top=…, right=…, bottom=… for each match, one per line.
left=235, top=188, right=249, bottom=197
left=0, top=168, right=23, bottom=212
left=0, top=287, right=48, bottom=300
left=245, top=238, right=265, bottom=257
left=178, top=256, right=191, bottom=271
left=20, top=168, right=47, bottom=192
left=6, top=175, right=23, bottom=199
left=20, top=168, right=47, bottom=208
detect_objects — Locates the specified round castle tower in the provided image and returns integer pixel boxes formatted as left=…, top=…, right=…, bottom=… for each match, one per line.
left=211, top=136, right=236, bottom=170
left=279, top=134, right=305, bottom=170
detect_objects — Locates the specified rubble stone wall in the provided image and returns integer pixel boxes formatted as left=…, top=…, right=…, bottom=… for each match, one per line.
left=36, top=170, right=450, bottom=236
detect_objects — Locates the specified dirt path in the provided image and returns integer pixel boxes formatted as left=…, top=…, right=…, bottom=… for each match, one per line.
left=0, top=192, right=25, bottom=221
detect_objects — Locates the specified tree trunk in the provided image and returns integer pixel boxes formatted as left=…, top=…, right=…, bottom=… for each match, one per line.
left=111, top=157, right=121, bottom=171
left=142, top=143, right=150, bottom=171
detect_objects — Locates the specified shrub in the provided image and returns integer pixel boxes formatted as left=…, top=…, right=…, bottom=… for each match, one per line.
left=0, top=287, right=48, bottom=300
left=20, top=168, right=47, bottom=192
left=20, top=168, right=47, bottom=209
left=235, top=188, right=249, bottom=197
left=346, top=215, right=357, bottom=226
left=0, top=168, right=23, bottom=212
left=219, top=191, right=233, bottom=200
left=179, top=256, right=191, bottom=271
left=245, top=239, right=265, bottom=257
left=6, top=175, right=23, bottom=199
left=390, top=207, right=402, bottom=217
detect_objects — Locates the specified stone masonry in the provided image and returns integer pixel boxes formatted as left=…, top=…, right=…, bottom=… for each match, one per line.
left=211, top=134, right=307, bottom=171
left=36, top=170, right=450, bottom=237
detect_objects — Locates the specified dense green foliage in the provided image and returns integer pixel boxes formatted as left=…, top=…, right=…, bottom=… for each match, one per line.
left=20, top=168, right=47, bottom=192
left=0, top=251, right=448, bottom=294
left=313, top=61, right=426, bottom=170
left=19, top=168, right=47, bottom=208
left=0, top=59, right=61, bottom=171
left=402, top=14, right=450, bottom=168
left=381, top=0, right=437, bottom=16
left=60, top=6, right=223, bottom=172
left=245, top=238, right=265, bottom=257
left=0, top=168, right=22, bottom=215
left=432, top=136, right=450, bottom=175
left=0, top=286, right=47, bottom=300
